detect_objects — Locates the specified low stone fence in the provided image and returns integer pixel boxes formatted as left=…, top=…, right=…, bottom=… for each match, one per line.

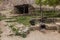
left=30, top=23, right=60, bottom=32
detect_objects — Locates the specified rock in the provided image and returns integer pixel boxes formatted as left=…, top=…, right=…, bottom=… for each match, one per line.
left=15, top=23, right=25, bottom=28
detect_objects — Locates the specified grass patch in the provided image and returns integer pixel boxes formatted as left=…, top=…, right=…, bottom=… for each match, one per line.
left=9, top=11, right=60, bottom=26
left=0, top=16, right=5, bottom=21
left=11, top=11, right=60, bottom=25
left=0, top=28, right=3, bottom=34
left=43, top=11, right=58, bottom=17
left=16, top=16, right=41, bottom=26
left=6, top=20, right=17, bottom=22
left=16, top=16, right=36, bottom=26
left=0, top=0, right=3, bottom=4
left=33, top=10, right=60, bottom=18
left=15, top=12, right=58, bottom=26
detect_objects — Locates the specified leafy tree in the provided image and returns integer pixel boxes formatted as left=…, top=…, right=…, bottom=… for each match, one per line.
left=35, top=0, right=44, bottom=17
left=35, top=0, right=60, bottom=18
left=44, top=0, right=60, bottom=12
left=43, top=0, right=60, bottom=22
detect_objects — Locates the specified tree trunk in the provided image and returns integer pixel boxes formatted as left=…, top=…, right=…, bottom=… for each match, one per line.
left=53, top=6, right=56, bottom=23
left=53, top=6, right=56, bottom=15
left=40, top=0, right=43, bottom=18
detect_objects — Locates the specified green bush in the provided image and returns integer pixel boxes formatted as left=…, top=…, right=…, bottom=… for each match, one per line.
left=9, top=25, right=14, bottom=28
left=0, top=16, right=3, bottom=21
left=20, top=33, right=27, bottom=38
left=15, top=31, right=21, bottom=36
left=15, top=30, right=27, bottom=38
left=12, top=28, right=17, bottom=31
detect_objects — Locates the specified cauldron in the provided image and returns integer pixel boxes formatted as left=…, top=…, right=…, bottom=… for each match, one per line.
left=40, top=23, right=46, bottom=29
left=29, top=19, right=35, bottom=25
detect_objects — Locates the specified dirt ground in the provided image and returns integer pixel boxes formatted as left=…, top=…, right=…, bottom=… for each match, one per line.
left=0, top=21, right=60, bottom=40
left=0, top=8, right=60, bottom=40
left=1, top=30, right=60, bottom=40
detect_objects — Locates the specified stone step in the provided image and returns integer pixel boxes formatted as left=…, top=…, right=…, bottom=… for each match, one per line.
left=5, top=17, right=15, bottom=19
left=5, top=20, right=17, bottom=22
left=2, top=18, right=17, bottom=22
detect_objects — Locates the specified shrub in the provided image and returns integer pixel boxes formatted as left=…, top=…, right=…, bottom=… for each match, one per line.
left=9, top=25, right=14, bottom=28
left=20, top=33, right=27, bottom=38
left=0, top=16, right=3, bottom=21
left=12, top=28, right=17, bottom=32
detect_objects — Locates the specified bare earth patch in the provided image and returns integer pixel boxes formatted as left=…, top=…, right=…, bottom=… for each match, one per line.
left=0, top=8, right=60, bottom=40
left=1, top=30, right=60, bottom=40
left=0, top=21, right=60, bottom=40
